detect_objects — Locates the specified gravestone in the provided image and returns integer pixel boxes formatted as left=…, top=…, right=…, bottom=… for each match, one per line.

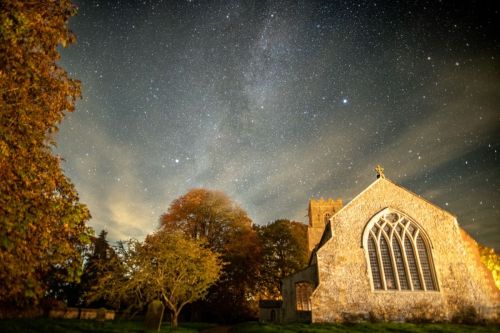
left=144, top=300, right=164, bottom=332
left=96, top=308, right=106, bottom=322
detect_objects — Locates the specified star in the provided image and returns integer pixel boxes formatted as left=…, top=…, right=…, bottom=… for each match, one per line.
left=55, top=0, right=500, bottom=251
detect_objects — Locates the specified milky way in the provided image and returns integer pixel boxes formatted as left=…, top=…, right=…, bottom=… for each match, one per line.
left=57, top=1, right=500, bottom=250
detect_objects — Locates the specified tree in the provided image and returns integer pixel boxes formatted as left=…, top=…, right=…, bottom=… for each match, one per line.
left=479, top=244, right=500, bottom=290
left=77, top=230, right=120, bottom=307
left=44, top=238, right=93, bottom=307
left=45, top=230, right=113, bottom=307
left=160, top=189, right=261, bottom=322
left=91, top=232, right=222, bottom=329
left=160, top=189, right=253, bottom=252
left=0, top=0, right=92, bottom=307
left=256, top=219, right=309, bottom=299
left=86, top=239, right=143, bottom=316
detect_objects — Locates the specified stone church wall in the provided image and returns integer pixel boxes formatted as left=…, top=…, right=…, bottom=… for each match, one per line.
left=281, top=265, right=317, bottom=323
left=310, top=178, right=499, bottom=323
left=459, top=229, right=500, bottom=319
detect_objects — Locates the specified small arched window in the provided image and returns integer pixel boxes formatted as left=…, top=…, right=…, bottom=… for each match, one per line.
left=363, top=209, right=438, bottom=291
left=295, top=282, right=313, bottom=311
left=324, top=213, right=331, bottom=224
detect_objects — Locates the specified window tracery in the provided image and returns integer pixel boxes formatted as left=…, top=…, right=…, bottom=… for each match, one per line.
left=364, top=209, right=438, bottom=291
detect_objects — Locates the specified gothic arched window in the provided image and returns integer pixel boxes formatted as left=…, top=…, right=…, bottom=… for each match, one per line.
left=295, top=281, right=313, bottom=311
left=363, top=209, right=438, bottom=291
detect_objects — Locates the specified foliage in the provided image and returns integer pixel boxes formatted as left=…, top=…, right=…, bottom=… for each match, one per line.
left=160, top=188, right=253, bottom=253
left=256, top=219, right=309, bottom=299
left=0, top=0, right=92, bottom=307
left=44, top=231, right=116, bottom=307
left=87, top=239, right=142, bottom=316
left=90, top=231, right=222, bottom=329
left=144, top=231, right=222, bottom=328
left=77, top=230, right=120, bottom=308
left=160, top=189, right=261, bottom=322
left=478, top=245, right=500, bottom=290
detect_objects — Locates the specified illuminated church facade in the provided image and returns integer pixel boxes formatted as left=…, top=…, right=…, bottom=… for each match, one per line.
left=260, top=168, right=499, bottom=323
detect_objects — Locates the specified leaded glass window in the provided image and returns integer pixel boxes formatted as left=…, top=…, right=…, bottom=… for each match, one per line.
left=417, top=236, right=437, bottom=290
left=368, top=236, right=382, bottom=290
left=393, top=237, right=409, bottom=290
left=405, top=235, right=422, bottom=290
left=364, top=209, right=438, bottom=292
left=296, top=282, right=313, bottom=311
left=380, top=237, right=396, bottom=289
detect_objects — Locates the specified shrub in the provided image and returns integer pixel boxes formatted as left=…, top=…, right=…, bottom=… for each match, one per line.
left=452, top=305, right=481, bottom=325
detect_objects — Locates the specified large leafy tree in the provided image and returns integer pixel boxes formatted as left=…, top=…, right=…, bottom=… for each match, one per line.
left=0, top=0, right=92, bottom=307
left=91, top=232, right=222, bottom=329
left=160, top=189, right=261, bottom=322
left=256, top=219, right=309, bottom=299
left=160, top=188, right=253, bottom=252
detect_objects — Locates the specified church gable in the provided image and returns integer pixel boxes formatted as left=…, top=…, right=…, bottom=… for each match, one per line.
left=317, top=178, right=455, bottom=253
left=330, top=177, right=455, bottom=235
left=308, top=176, right=498, bottom=323
left=313, top=177, right=457, bottom=270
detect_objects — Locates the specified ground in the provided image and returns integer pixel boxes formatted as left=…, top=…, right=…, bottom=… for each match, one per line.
left=0, top=319, right=499, bottom=333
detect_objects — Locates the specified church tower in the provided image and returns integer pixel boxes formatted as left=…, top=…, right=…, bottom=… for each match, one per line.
left=307, top=198, right=343, bottom=253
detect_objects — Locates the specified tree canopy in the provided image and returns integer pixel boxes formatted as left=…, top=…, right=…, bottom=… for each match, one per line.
left=91, top=231, right=222, bottom=329
left=160, top=188, right=253, bottom=252
left=256, top=219, right=309, bottom=299
left=74, top=230, right=119, bottom=308
left=0, top=0, right=92, bottom=307
left=160, top=189, right=261, bottom=322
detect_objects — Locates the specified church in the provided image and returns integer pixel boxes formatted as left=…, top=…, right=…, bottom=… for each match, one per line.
left=259, top=166, right=499, bottom=323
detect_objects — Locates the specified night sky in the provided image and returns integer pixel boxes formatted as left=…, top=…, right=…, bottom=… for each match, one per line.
left=57, top=1, right=500, bottom=250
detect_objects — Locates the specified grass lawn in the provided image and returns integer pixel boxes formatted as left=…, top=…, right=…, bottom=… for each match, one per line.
left=1, top=319, right=499, bottom=333
left=0, top=318, right=215, bottom=333
left=230, top=321, right=500, bottom=333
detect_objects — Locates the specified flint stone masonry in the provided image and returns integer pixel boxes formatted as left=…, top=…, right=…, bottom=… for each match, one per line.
left=279, top=177, right=499, bottom=323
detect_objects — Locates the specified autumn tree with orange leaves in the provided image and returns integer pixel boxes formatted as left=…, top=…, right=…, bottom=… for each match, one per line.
left=160, top=189, right=261, bottom=322
left=0, top=0, right=92, bottom=308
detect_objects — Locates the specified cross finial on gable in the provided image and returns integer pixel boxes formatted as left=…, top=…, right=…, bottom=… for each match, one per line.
left=375, top=164, right=385, bottom=179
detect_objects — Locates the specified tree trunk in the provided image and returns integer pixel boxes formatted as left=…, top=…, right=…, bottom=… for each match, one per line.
left=171, top=311, right=178, bottom=329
